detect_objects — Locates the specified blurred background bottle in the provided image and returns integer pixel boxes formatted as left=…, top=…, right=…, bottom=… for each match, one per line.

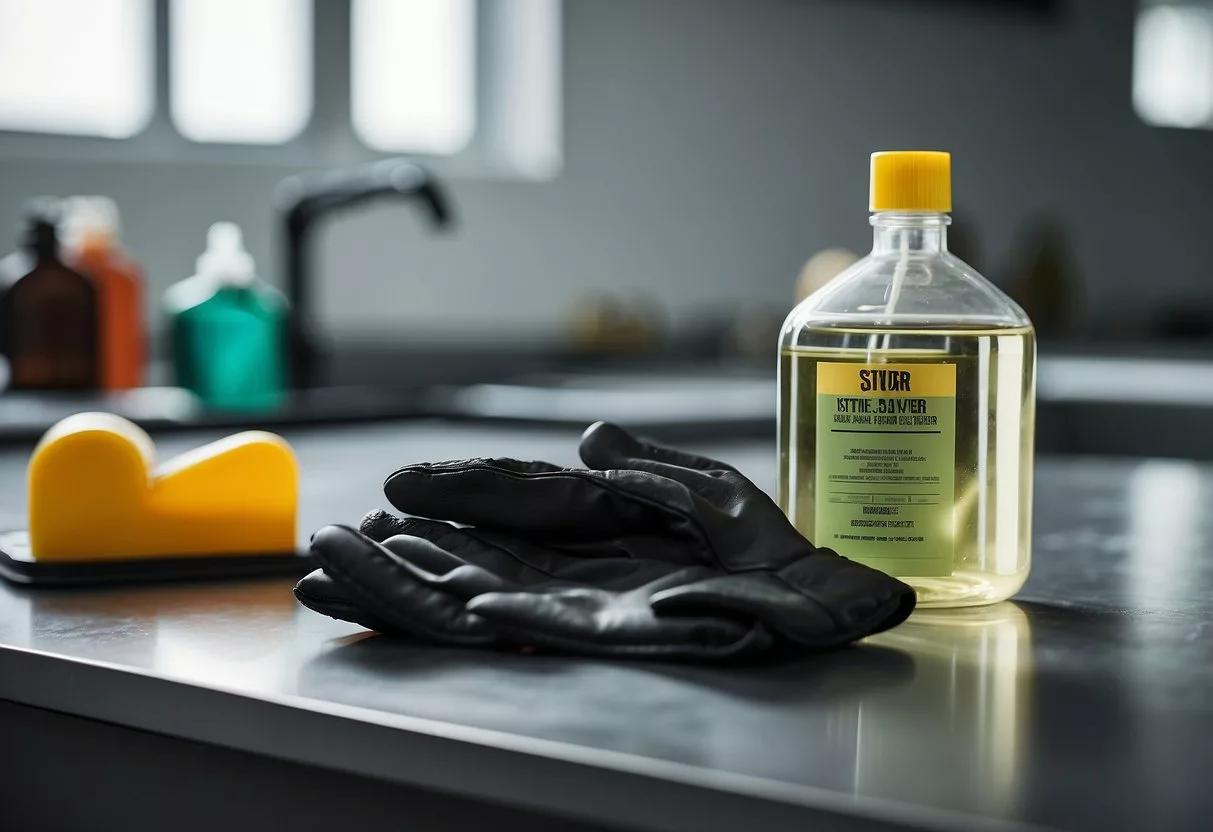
left=1005, top=215, right=1081, bottom=339
left=62, top=196, right=145, bottom=390
left=796, top=248, right=860, bottom=304
left=166, top=222, right=286, bottom=412
left=0, top=199, right=99, bottom=391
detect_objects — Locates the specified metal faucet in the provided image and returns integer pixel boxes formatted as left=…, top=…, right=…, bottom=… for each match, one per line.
left=276, top=159, right=452, bottom=390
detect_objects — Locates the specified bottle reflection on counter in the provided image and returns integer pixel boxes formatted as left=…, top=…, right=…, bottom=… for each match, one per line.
left=0, top=200, right=99, bottom=391
left=861, top=603, right=1032, bottom=813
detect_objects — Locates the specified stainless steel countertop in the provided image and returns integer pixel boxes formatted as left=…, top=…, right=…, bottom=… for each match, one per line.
left=0, top=423, right=1209, bottom=832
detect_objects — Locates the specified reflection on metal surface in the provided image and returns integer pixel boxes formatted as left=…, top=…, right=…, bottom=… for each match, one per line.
left=153, top=580, right=305, bottom=692
left=1126, top=460, right=1203, bottom=612
left=28, top=587, right=162, bottom=666
left=0, top=585, right=30, bottom=645
left=675, top=644, right=917, bottom=790
left=14, top=579, right=305, bottom=690
left=861, top=603, right=1031, bottom=814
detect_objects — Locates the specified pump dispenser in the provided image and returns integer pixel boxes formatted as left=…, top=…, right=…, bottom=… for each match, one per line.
left=778, top=152, right=1036, bottom=607
left=167, top=222, right=286, bottom=411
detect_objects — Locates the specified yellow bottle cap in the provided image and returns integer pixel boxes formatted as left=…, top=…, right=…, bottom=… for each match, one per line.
left=869, top=151, right=952, bottom=212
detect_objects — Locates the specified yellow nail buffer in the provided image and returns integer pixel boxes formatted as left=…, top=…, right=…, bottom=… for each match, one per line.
left=28, top=413, right=298, bottom=562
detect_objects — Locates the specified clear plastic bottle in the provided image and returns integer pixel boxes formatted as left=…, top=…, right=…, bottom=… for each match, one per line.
left=778, top=152, right=1036, bottom=607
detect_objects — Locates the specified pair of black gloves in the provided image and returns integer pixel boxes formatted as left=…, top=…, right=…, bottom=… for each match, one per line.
left=295, top=423, right=915, bottom=661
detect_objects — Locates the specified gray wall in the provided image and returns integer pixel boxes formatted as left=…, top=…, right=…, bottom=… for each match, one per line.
left=0, top=0, right=1209, bottom=348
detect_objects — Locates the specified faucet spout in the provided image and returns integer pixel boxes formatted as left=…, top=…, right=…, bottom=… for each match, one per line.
left=276, top=159, right=453, bottom=390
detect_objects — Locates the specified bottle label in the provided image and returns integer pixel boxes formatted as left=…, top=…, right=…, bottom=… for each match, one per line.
left=815, top=362, right=956, bottom=577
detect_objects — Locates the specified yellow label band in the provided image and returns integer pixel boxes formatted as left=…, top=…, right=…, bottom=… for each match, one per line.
left=817, top=363, right=956, bottom=397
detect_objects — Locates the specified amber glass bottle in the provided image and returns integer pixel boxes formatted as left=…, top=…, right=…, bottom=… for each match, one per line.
left=0, top=204, right=99, bottom=390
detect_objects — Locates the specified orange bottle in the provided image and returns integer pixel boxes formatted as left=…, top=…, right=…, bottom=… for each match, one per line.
left=64, top=197, right=145, bottom=389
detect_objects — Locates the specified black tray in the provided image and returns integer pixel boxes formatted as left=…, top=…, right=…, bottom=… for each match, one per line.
left=0, top=530, right=315, bottom=587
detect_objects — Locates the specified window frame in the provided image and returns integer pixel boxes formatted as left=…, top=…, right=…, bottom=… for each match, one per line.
left=0, top=0, right=561, bottom=180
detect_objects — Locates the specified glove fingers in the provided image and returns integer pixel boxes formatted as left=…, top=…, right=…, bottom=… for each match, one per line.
left=308, top=525, right=496, bottom=645
left=359, top=508, right=412, bottom=542
left=362, top=512, right=538, bottom=584
left=390, top=457, right=567, bottom=477
left=389, top=517, right=705, bottom=592
left=579, top=421, right=739, bottom=475
left=577, top=423, right=741, bottom=503
left=375, top=533, right=519, bottom=599
left=583, top=421, right=826, bottom=575
left=370, top=522, right=595, bottom=598
left=384, top=460, right=711, bottom=555
left=383, top=458, right=577, bottom=532
left=293, top=569, right=406, bottom=636
left=466, top=569, right=771, bottom=658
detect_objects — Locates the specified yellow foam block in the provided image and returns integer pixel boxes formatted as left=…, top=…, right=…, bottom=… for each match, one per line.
left=28, top=413, right=298, bottom=561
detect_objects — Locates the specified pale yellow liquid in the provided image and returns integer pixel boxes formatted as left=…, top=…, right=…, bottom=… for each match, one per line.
left=778, top=324, right=1036, bottom=607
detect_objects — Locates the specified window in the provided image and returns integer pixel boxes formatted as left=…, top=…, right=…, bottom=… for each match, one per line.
left=0, top=0, right=152, bottom=138
left=352, top=0, right=476, bottom=155
left=484, top=0, right=563, bottom=178
left=1134, top=3, right=1213, bottom=129
left=0, top=0, right=561, bottom=177
left=170, top=0, right=312, bottom=144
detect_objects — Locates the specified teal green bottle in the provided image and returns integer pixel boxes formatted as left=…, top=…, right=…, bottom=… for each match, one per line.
left=167, top=223, right=286, bottom=412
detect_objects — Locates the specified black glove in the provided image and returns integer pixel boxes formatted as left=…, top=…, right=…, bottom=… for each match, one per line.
left=295, top=422, right=915, bottom=660
left=299, top=516, right=772, bottom=658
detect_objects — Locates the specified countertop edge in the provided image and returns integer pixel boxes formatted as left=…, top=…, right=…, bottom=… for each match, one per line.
left=0, top=643, right=1051, bottom=832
